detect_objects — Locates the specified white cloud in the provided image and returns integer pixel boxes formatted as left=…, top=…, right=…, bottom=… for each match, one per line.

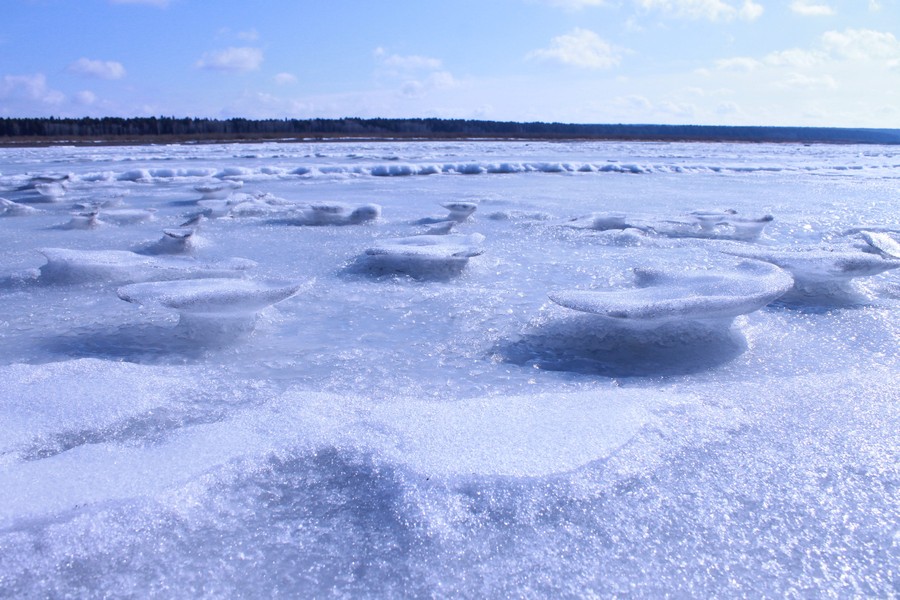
left=0, top=73, right=65, bottom=106
left=790, top=1, right=836, bottom=16
left=237, top=29, right=259, bottom=42
left=196, top=47, right=264, bottom=73
left=527, top=28, right=625, bottom=69
left=109, top=0, right=169, bottom=6
left=274, top=72, right=298, bottom=85
left=869, top=0, right=881, bottom=10
left=821, top=29, right=900, bottom=62
left=68, top=58, right=126, bottom=80
left=74, top=90, right=97, bottom=105
left=635, top=0, right=762, bottom=21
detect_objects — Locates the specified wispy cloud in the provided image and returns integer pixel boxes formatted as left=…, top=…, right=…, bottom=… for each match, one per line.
left=527, top=28, right=626, bottom=69
left=374, top=48, right=443, bottom=71
left=635, top=0, right=763, bottom=21
left=0, top=73, right=65, bottom=106
left=790, top=1, right=836, bottom=16
left=68, top=58, right=126, bottom=80
left=196, top=47, right=264, bottom=73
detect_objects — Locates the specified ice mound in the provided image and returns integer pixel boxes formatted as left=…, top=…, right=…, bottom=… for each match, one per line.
left=33, top=181, right=68, bottom=201
left=0, top=385, right=682, bottom=525
left=0, top=198, right=41, bottom=216
left=415, top=201, right=478, bottom=225
left=568, top=209, right=774, bottom=241
left=357, top=233, right=485, bottom=279
left=195, top=180, right=243, bottom=199
left=273, top=202, right=382, bottom=226
left=135, top=228, right=205, bottom=256
left=37, top=248, right=256, bottom=285
left=720, top=244, right=900, bottom=301
left=117, top=277, right=307, bottom=338
left=549, top=260, right=792, bottom=325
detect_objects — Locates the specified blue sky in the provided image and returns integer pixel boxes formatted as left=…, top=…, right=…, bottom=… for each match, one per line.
left=1, top=0, right=899, bottom=127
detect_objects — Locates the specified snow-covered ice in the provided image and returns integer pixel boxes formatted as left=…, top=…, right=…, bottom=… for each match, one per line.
left=0, top=140, right=898, bottom=598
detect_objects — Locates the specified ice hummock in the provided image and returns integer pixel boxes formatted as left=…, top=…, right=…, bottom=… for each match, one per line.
left=568, top=209, right=775, bottom=241
left=356, top=233, right=485, bottom=278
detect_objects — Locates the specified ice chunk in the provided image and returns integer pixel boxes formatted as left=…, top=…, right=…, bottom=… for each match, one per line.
left=568, top=209, right=774, bottom=241
left=37, top=248, right=256, bottom=285
left=98, top=207, right=157, bottom=225
left=358, top=233, right=485, bottom=279
left=56, top=209, right=104, bottom=230
left=549, top=260, right=792, bottom=325
left=195, top=180, right=243, bottom=199
left=0, top=198, right=41, bottom=216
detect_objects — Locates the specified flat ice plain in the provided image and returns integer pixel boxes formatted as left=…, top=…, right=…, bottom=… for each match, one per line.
left=0, top=140, right=898, bottom=597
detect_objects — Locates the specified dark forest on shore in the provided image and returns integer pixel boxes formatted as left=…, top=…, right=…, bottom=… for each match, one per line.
left=2, top=116, right=899, bottom=145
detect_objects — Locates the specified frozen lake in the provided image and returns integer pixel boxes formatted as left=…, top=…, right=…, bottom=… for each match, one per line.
left=1, top=140, right=898, bottom=597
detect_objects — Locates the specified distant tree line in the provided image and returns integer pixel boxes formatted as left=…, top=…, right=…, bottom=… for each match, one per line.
left=1, top=116, right=898, bottom=145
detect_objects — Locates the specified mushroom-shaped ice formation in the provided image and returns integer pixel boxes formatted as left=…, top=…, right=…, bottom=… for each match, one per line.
left=195, top=181, right=243, bottom=199
left=0, top=198, right=41, bottom=217
left=136, top=228, right=205, bottom=256
left=415, top=202, right=478, bottom=225
left=549, top=260, right=793, bottom=326
left=567, top=210, right=774, bottom=242
left=99, top=207, right=157, bottom=225
left=857, top=230, right=900, bottom=259
left=360, top=233, right=485, bottom=278
left=276, top=202, right=382, bottom=226
left=720, top=245, right=900, bottom=301
left=117, top=278, right=305, bottom=338
left=33, top=181, right=68, bottom=201
left=57, top=209, right=104, bottom=230
left=37, top=248, right=255, bottom=285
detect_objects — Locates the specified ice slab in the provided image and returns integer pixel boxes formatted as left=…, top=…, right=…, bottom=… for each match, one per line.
left=359, top=233, right=485, bottom=278
left=136, top=228, right=204, bottom=256
left=549, top=260, right=792, bottom=324
left=37, top=248, right=256, bottom=285
left=415, top=201, right=478, bottom=224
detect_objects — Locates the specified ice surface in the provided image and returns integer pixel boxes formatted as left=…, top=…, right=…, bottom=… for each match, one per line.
left=0, top=140, right=898, bottom=598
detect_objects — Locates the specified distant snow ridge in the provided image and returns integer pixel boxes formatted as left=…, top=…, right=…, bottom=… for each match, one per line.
left=567, top=209, right=774, bottom=242
left=549, top=260, right=793, bottom=327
